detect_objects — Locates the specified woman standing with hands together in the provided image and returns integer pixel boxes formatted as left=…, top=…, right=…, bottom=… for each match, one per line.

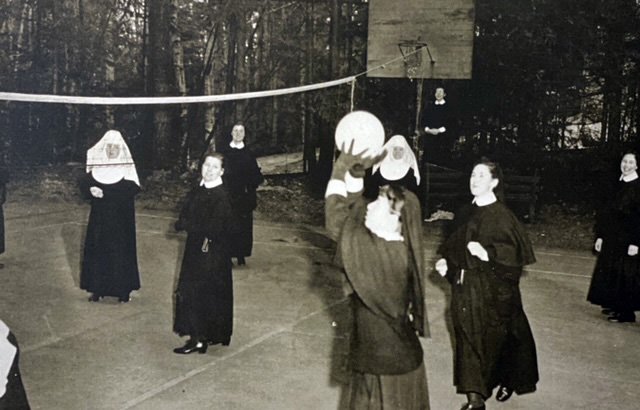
left=435, top=158, right=538, bottom=410
left=587, top=151, right=640, bottom=323
left=81, top=130, right=141, bottom=303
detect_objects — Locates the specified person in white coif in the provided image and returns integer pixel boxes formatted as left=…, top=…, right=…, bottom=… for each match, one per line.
left=0, top=319, right=30, bottom=409
left=368, top=134, right=421, bottom=197
left=80, top=130, right=142, bottom=303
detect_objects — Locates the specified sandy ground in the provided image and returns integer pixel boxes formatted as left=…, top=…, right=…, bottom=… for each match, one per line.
left=1, top=199, right=639, bottom=410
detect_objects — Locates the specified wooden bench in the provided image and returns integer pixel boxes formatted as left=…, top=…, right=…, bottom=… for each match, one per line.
left=424, top=165, right=541, bottom=222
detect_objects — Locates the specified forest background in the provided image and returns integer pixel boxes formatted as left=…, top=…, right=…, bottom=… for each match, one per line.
left=1, top=0, right=640, bottom=250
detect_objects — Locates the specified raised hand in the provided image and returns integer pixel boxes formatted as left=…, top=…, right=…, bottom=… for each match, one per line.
left=335, top=139, right=387, bottom=178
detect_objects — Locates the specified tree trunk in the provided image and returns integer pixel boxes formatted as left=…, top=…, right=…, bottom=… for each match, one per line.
left=302, top=0, right=317, bottom=174
left=313, top=0, right=340, bottom=193
left=148, top=0, right=178, bottom=170
left=169, top=0, right=188, bottom=168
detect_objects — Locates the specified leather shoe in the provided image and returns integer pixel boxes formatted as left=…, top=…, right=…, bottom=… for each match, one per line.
left=496, top=385, right=513, bottom=402
left=173, top=339, right=207, bottom=354
left=601, top=308, right=615, bottom=315
left=607, top=313, right=636, bottom=323
left=88, top=294, right=102, bottom=302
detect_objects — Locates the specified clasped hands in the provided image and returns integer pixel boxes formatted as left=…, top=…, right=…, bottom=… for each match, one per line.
left=90, top=186, right=104, bottom=198
left=424, top=126, right=446, bottom=136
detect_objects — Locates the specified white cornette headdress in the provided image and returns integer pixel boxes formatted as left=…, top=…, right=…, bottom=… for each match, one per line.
left=86, top=130, right=140, bottom=186
left=372, top=135, right=420, bottom=185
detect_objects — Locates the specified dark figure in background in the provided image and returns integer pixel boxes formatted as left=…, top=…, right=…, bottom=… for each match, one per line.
left=435, top=159, right=538, bottom=410
left=587, top=152, right=640, bottom=323
left=0, top=165, right=8, bottom=269
left=325, top=142, right=430, bottom=410
left=81, top=130, right=141, bottom=303
left=365, top=134, right=420, bottom=199
left=173, top=151, right=234, bottom=354
left=0, top=319, right=30, bottom=409
left=420, top=87, right=451, bottom=167
left=220, top=124, right=264, bottom=266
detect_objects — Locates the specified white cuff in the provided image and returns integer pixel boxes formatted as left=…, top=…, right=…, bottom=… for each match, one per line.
left=325, top=179, right=347, bottom=198
left=345, top=172, right=364, bottom=193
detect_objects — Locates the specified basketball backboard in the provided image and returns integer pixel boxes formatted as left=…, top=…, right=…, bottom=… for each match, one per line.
left=367, top=0, right=475, bottom=79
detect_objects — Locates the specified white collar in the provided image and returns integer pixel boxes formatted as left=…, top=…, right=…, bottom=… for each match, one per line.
left=435, top=99, right=446, bottom=105
left=472, top=191, right=498, bottom=207
left=229, top=141, right=245, bottom=149
left=620, top=172, right=639, bottom=182
left=200, top=177, right=223, bottom=189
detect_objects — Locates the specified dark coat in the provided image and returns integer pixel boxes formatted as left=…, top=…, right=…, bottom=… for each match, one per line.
left=325, top=188, right=428, bottom=375
left=80, top=175, right=141, bottom=298
left=174, top=184, right=234, bottom=344
left=587, top=178, right=640, bottom=311
left=439, top=201, right=538, bottom=399
left=220, top=146, right=264, bottom=258
left=420, top=101, right=452, bottom=164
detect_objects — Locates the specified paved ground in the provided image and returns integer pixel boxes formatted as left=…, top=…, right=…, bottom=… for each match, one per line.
left=1, top=200, right=639, bottom=410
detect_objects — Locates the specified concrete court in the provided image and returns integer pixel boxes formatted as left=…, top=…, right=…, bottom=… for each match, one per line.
left=1, top=201, right=639, bottom=410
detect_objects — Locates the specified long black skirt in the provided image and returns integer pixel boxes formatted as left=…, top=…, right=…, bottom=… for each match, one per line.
left=174, top=235, right=233, bottom=344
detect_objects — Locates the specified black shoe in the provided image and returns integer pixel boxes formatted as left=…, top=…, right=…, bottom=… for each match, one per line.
left=88, top=294, right=102, bottom=302
left=237, top=257, right=246, bottom=266
left=607, top=313, right=636, bottom=323
left=173, top=339, right=207, bottom=354
left=496, top=385, right=513, bottom=402
left=118, top=295, right=130, bottom=303
left=460, top=403, right=485, bottom=410
left=601, top=308, right=615, bottom=315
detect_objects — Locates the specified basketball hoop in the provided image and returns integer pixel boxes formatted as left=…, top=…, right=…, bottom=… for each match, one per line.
left=398, top=40, right=427, bottom=80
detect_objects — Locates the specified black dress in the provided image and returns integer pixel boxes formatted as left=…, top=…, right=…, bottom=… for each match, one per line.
left=587, top=178, right=640, bottom=313
left=325, top=188, right=430, bottom=409
left=439, top=201, right=538, bottom=399
left=80, top=175, right=141, bottom=299
left=0, top=330, right=30, bottom=409
left=174, top=184, right=234, bottom=344
left=220, top=146, right=264, bottom=259
left=421, top=101, right=451, bottom=165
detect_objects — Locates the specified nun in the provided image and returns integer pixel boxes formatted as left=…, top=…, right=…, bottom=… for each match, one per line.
left=365, top=134, right=420, bottom=198
left=80, top=130, right=141, bottom=303
left=219, top=124, right=264, bottom=266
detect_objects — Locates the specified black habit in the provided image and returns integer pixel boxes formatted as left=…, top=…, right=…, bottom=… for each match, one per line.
left=587, top=177, right=640, bottom=312
left=365, top=169, right=419, bottom=200
left=439, top=201, right=538, bottom=399
left=220, top=146, right=264, bottom=259
left=421, top=101, right=451, bottom=165
left=326, top=187, right=430, bottom=409
left=80, top=175, right=141, bottom=298
left=174, top=184, right=234, bottom=344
